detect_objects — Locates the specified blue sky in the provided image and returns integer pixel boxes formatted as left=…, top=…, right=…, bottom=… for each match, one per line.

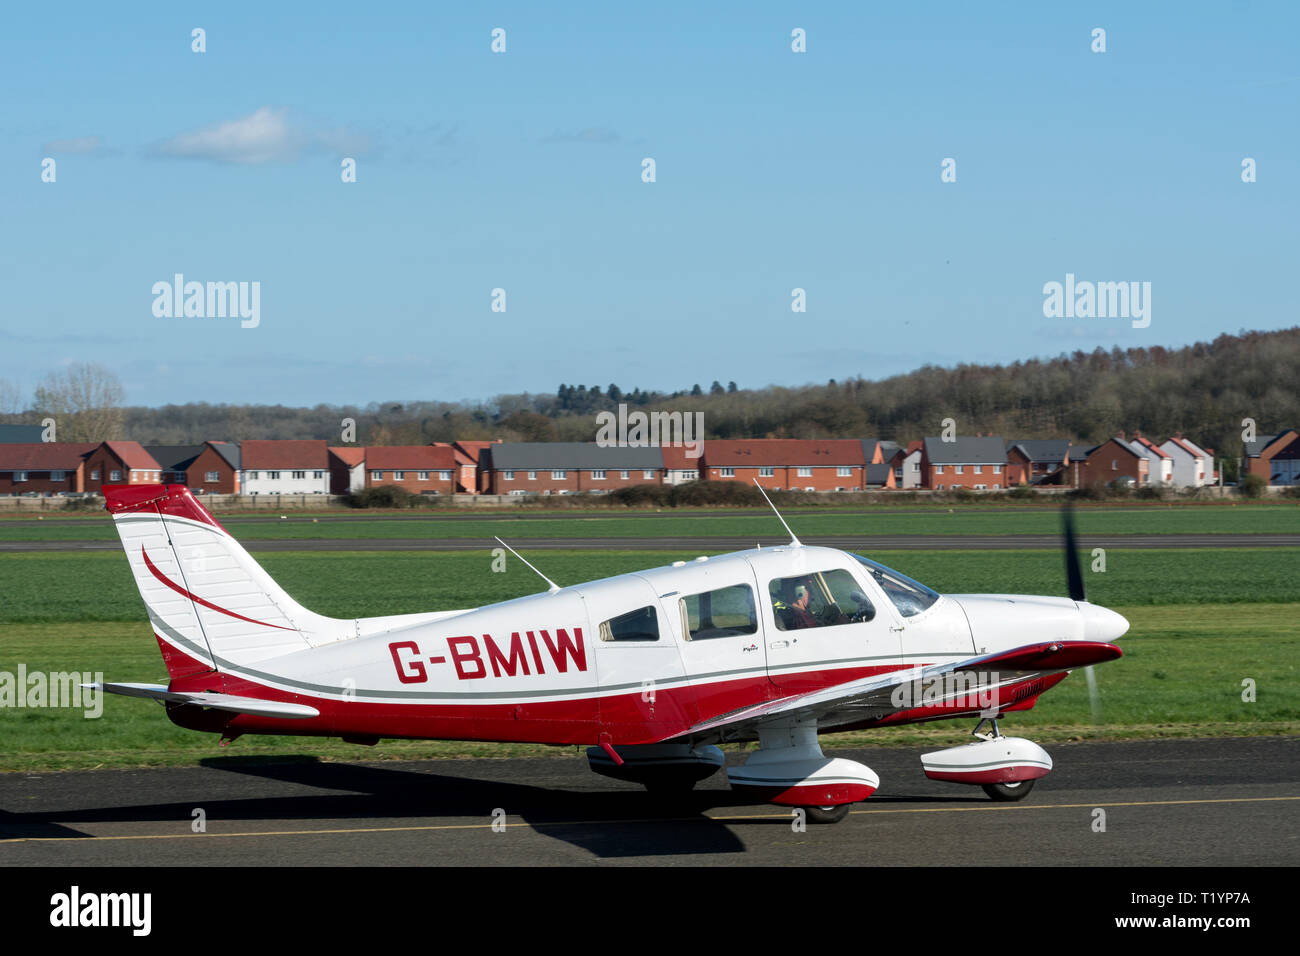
left=2, top=2, right=1296, bottom=408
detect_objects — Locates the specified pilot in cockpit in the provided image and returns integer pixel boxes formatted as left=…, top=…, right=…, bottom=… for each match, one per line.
left=781, top=582, right=818, bottom=630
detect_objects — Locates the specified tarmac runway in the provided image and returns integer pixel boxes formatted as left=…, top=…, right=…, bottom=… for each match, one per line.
left=2, top=737, right=1295, bottom=866
left=3, top=533, right=1297, bottom=552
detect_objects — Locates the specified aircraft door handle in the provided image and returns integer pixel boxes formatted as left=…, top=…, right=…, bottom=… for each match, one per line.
left=769, top=640, right=789, bottom=649
left=890, top=625, right=905, bottom=633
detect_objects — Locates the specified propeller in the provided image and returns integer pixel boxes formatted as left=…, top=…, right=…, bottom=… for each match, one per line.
left=1063, top=501, right=1086, bottom=602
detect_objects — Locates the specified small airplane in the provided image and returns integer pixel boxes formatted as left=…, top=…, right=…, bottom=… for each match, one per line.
left=92, top=482, right=1126, bottom=824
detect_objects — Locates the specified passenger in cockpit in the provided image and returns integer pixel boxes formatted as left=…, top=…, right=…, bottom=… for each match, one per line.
left=782, top=583, right=818, bottom=630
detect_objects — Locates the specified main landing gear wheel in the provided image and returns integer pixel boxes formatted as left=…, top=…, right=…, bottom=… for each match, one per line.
left=982, top=779, right=1035, bottom=802
left=802, top=804, right=852, bottom=824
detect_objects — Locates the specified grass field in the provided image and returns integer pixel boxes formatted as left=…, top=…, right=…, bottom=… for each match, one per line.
left=1, top=503, right=1299, bottom=541
left=1, top=543, right=1297, bottom=771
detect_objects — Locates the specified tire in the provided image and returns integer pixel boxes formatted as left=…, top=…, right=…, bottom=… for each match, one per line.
left=982, top=779, right=1035, bottom=802
left=802, top=804, right=852, bottom=824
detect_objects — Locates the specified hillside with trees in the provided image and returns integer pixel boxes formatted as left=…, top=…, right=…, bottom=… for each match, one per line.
left=1, top=328, right=1296, bottom=460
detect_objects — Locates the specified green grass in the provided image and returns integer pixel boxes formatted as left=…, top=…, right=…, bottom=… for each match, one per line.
left=2, top=546, right=1297, bottom=771
left=1, top=603, right=1296, bottom=771
left=1, top=503, right=1298, bottom=541
left=2, top=548, right=1298, bottom=624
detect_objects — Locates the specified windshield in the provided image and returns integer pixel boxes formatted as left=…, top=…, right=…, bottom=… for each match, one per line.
left=851, top=554, right=941, bottom=618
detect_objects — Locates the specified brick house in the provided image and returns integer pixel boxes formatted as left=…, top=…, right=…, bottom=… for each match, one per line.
left=661, top=442, right=703, bottom=485
left=1005, top=439, right=1072, bottom=486
left=702, top=439, right=868, bottom=491
left=366, top=446, right=457, bottom=494
left=240, top=440, right=330, bottom=495
left=865, top=463, right=897, bottom=489
left=1245, top=429, right=1299, bottom=485
left=188, top=441, right=241, bottom=494
left=920, top=437, right=1008, bottom=490
left=890, top=440, right=923, bottom=489
left=85, top=441, right=162, bottom=493
left=430, top=440, right=501, bottom=493
left=328, top=446, right=366, bottom=495
left=1071, top=436, right=1148, bottom=488
left=1158, top=434, right=1216, bottom=487
left=482, top=443, right=664, bottom=495
left=0, top=442, right=97, bottom=494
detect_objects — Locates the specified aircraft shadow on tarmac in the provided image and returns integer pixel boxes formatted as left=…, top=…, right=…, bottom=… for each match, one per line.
left=0, top=755, right=989, bottom=859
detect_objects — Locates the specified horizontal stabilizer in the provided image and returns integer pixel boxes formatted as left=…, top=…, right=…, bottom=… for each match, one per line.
left=86, top=682, right=320, bottom=719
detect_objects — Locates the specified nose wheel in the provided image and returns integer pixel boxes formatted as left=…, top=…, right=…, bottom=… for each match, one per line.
left=982, top=779, right=1035, bottom=802
left=801, top=804, right=852, bottom=824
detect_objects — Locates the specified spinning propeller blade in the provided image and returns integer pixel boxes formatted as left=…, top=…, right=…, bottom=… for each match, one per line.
left=1063, top=501, right=1086, bottom=602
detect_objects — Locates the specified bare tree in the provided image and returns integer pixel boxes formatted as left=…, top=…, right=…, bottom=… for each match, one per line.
left=0, top=379, right=25, bottom=423
left=32, top=363, right=126, bottom=442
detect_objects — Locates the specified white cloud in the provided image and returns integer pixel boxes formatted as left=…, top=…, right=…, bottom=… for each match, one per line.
left=153, top=107, right=368, bottom=164
left=43, top=136, right=106, bottom=155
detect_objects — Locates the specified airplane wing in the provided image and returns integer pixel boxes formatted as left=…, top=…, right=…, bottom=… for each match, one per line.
left=86, top=682, right=320, bottom=719
left=670, top=640, right=1121, bottom=744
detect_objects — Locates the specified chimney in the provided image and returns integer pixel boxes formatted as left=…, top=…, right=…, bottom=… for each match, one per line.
left=1117, top=430, right=1126, bottom=440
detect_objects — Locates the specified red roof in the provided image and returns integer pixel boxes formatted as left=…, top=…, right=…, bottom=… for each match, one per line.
left=704, top=439, right=866, bottom=467
left=328, top=446, right=365, bottom=467
left=241, top=440, right=329, bottom=469
left=1131, top=436, right=1170, bottom=458
left=661, top=443, right=703, bottom=469
left=0, top=442, right=98, bottom=470
left=451, top=440, right=500, bottom=464
left=102, top=441, right=161, bottom=470
left=367, top=445, right=456, bottom=470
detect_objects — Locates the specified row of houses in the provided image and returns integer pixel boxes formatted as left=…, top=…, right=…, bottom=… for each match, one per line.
left=2, top=427, right=1296, bottom=497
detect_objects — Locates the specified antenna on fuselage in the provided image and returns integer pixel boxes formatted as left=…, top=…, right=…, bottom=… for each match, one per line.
left=494, top=537, right=561, bottom=593
left=752, top=479, right=802, bottom=547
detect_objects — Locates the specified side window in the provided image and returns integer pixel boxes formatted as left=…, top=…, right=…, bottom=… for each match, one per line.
left=600, top=605, right=660, bottom=642
left=769, top=569, right=876, bottom=631
left=679, top=584, right=757, bottom=641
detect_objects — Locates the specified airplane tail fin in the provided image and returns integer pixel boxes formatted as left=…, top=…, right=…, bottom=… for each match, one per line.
left=103, top=484, right=350, bottom=680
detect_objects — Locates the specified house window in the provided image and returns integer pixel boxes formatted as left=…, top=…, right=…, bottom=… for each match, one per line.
left=313, top=471, right=324, bottom=480
left=528, top=471, right=537, bottom=480
left=268, top=471, right=281, bottom=480
left=992, top=483, right=1001, bottom=489
left=911, top=461, right=919, bottom=472
left=205, top=471, right=219, bottom=482
left=993, top=465, right=1001, bottom=474
left=51, top=470, right=66, bottom=481
left=797, top=467, right=812, bottom=477
left=643, top=470, right=654, bottom=479
left=1111, top=460, right=1118, bottom=470
left=973, top=465, right=982, bottom=474
left=683, top=470, right=698, bottom=480
left=837, top=467, right=851, bottom=477
left=620, top=470, right=630, bottom=479
left=440, top=471, right=452, bottom=480
left=503, top=471, right=514, bottom=480
left=720, top=467, right=735, bottom=478
left=552, top=470, right=566, bottom=479
left=417, top=471, right=429, bottom=480
left=13, top=471, right=27, bottom=482
left=759, top=467, right=774, bottom=477
left=245, top=471, right=257, bottom=480
left=110, top=470, right=122, bottom=482
left=934, top=465, right=944, bottom=475
left=974, top=484, right=987, bottom=490
left=592, top=470, right=606, bottom=480
left=293, top=471, right=306, bottom=480
left=372, top=471, right=383, bottom=480
left=90, top=469, right=100, bottom=480
left=393, top=471, right=404, bottom=480
left=936, top=484, right=945, bottom=490
left=954, top=465, right=964, bottom=474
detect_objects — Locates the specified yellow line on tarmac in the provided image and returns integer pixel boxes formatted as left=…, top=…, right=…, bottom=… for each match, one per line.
left=1, top=795, right=1296, bottom=844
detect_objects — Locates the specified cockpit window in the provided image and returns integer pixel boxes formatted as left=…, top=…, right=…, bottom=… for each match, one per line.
left=851, top=555, right=940, bottom=618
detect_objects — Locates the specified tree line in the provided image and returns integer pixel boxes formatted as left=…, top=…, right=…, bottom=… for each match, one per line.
left=1, top=328, right=1296, bottom=459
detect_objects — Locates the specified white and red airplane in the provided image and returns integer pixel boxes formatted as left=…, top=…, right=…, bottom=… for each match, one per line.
left=93, top=483, right=1126, bottom=824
